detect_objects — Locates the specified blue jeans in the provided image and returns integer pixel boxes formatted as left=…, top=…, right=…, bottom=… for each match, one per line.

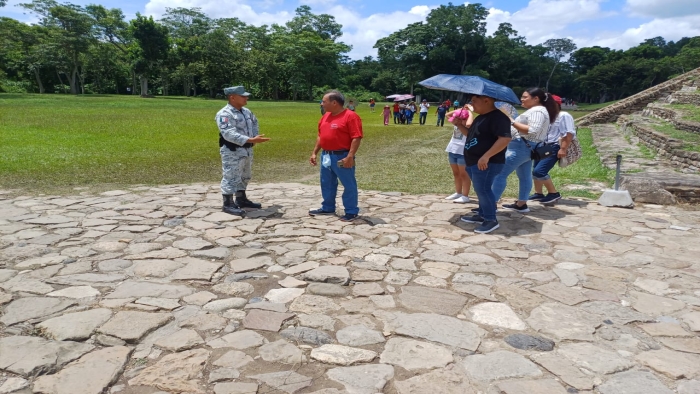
left=437, top=115, right=445, bottom=126
left=320, top=151, right=359, bottom=215
left=419, top=112, right=427, bottom=124
left=532, top=143, right=560, bottom=181
left=393, top=111, right=399, bottom=124
left=492, top=139, right=534, bottom=202
left=466, top=163, right=505, bottom=222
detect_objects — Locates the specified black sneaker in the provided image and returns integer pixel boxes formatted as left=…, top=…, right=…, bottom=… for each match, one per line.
left=309, top=208, right=336, bottom=216
left=339, top=213, right=359, bottom=222
left=474, top=220, right=500, bottom=234
left=540, top=192, right=562, bottom=204
left=528, top=193, right=545, bottom=201
left=460, top=215, right=484, bottom=224
left=502, top=202, right=530, bottom=213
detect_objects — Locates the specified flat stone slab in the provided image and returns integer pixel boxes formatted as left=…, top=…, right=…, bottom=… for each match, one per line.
left=212, top=350, right=254, bottom=369
left=336, top=324, right=385, bottom=346
left=326, top=364, right=394, bottom=394
left=280, top=326, right=333, bottom=345
left=38, top=308, right=113, bottom=341
left=301, top=266, right=350, bottom=284
left=398, top=286, right=467, bottom=315
left=497, top=379, right=568, bottom=394
left=170, top=259, right=223, bottom=281
left=47, top=285, right=101, bottom=299
left=579, top=300, right=653, bottom=324
left=639, top=322, right=692, bottom=337
left=531, top=352, right=594, bottom=390
left=635, top=348, right=700, bottom=379
left=394, top=369, right=475, bottom=394
left=203, top=298, right=247, bottom=312
left=289, top=295, right=341, bottom=314
left=32, top=346, right=132, bottom=394
left=106, top=280, right=194, bottom=299
left=504, top=334, right=555, bottom=351
left=213, top=282, right=255, bottom=297
left=378, top=312, right=484, bottom=350
left=249, top=371, right=312, bottom=394
left=154, top=328, right=204, bottom=351
left=310, top=344, right=378, bottom=365
left=526, top=302, right=601, bottom=341
left=258, top=340, right=306, bottom=364
left=0, top=336, right=94, bottom=377
left=242, top=309, right=295, bottom=332
left=462, top=350, right=542, bottom=382
left=558, top=342, right=634, bottom=374
left=468, top=302, right=527, bottom=330
left=380, top=337, right=453, bottom=370
left=128, top=348, right=210, bottom=393
left=630, top=290, right=686, bottom=315
left=172, top=237, right=212, bottom=250
left=306, top=283, right=348, bottom=297
left=278, top=276, right=307, bottom=288
left=207, top=330, right=267, bottom=349
left=531, top=282, right=589, bottom=305
left=0, top=297, right=76, bottom=326
left=682, top=311, right=700, bottom=331
left=264, top=288, right=305, bottom=304
left=98, top=311, right=172, bottom=342
left=598, top=370, right=674, bottom=394
left=658, top=337, right=700, bottom=354
left=229, top=256, right=272, bottom=273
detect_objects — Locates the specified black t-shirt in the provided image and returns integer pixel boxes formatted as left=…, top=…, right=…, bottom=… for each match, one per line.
left=463, top=109, right=512, bottom=166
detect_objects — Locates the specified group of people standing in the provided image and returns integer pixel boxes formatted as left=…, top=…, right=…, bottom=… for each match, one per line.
left=215, top=86, right=576, bottom=234
left=218, top=87, right=363, bottom=222
left=444, top=87, right=576, bottom=233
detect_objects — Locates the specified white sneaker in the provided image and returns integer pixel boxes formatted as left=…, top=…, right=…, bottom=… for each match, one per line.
left=445, top=193, right=462, bottom=200
left=453, top=196, right=470, bottom=204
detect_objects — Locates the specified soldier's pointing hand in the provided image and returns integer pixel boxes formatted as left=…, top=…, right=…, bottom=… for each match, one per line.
left=247, top=134, right=271, bottom=144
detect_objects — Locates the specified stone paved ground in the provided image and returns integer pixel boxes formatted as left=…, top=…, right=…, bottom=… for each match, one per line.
left=1, top=182, right=700, bottom=394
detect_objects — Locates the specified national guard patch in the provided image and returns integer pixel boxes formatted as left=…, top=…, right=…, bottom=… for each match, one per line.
left=219, top=116, right=228, bottom=124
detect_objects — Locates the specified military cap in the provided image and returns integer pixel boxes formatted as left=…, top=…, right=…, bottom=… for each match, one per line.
left=224, top=86, right=251, bottom=96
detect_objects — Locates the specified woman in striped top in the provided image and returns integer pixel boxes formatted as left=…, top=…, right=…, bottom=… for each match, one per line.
left=491, top=87, right=560, bottom=213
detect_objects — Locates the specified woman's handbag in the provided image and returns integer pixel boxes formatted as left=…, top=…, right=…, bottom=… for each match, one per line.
left=558, top=135, right=582, bottom=168
left=522, top=139, right=556, bottom=161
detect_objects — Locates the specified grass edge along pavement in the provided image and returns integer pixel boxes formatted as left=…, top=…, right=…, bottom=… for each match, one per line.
left=0, top=94, right=612, bottom=199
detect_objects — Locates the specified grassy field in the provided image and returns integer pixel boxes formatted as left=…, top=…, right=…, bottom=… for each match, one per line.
left=0, top=94, right=612, bottom=198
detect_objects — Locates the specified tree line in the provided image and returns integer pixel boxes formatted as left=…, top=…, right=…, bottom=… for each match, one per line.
left=1, top=1, right=699, bottom=103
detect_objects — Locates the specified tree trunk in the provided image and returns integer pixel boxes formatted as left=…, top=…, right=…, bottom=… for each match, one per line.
left=131, top=70, right=137, bottom=95
left=192, top=78, right=197, bottom=96
left=546, top=62, right=558, bottom=92
left=33, top=69, right=44, bottom=94
left=140, top=76, right=149, bottom=97
left=69, top=65, right=78, bottom=94
left=56, top=70, right=67, bottom=93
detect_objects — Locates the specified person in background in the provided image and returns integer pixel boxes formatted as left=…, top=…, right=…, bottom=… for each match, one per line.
left=444, top=103, right=474, bottom=204
left=347, top=100, right=356, bottom=111
left=419, top=99, right=430, bottom=125
left=309, top=90, right=363, bottom=222
left=399, top=101, right=407, bottom=124
left=454, top=99, right=460, bottom=110
left=369, top=98, right=376, bottom=112
left=444, top=98, right=451, bottom=110
left=406, top=101, right=417, bottom=124
left=320, top=100, right=325, bottom=115
left=393, top=102, right=400, bottom=124
left=436, top=102, right=448, bottom=127
left=529, top=94, right=575, bottom=204
left=492, top=87, right=559, bottom=213
left=382, top=104, right=391, bottom=126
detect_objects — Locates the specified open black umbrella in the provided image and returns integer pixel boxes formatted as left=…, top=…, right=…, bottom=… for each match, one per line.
left=418, top=74, right=520, bottom=105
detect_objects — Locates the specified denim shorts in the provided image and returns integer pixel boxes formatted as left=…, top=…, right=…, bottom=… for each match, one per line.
left=448, top=152, right=466, bottom=166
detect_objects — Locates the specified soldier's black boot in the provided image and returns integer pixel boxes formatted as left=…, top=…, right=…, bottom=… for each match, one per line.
left=235, top=190, right=262, bottom=209
left=222, top=194, right=245, bottom=216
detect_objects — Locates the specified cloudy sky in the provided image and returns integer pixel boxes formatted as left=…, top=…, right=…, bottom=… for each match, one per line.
left=3, top=0, right=700, bottom=59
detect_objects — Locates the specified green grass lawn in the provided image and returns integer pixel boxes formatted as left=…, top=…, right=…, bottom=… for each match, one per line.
left=0, top=94, right=612, bottom=198
left=651, top=121, right=700, bottom=153
left=669, top=104, right=700, bottom=122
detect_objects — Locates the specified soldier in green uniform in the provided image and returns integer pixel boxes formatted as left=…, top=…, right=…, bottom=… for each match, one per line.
left=216, top=86, right=270, bottom=216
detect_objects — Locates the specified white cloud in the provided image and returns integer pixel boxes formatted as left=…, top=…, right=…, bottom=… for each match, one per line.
left=484, top=0, right=615, bottom=44
left=144, top=0, right=293, bottom=26
left=626, top=0, right=700, bottom=18
left=576, top=14, right=700, bottom=49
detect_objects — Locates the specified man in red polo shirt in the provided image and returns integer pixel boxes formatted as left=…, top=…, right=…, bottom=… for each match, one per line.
left=309, top=90, right=364, bottom=222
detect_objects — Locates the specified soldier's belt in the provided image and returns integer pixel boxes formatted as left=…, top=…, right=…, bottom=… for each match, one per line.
left=219, top=134, right=253, bottom=150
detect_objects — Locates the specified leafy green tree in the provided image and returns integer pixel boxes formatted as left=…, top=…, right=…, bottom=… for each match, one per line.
left=543, top=38, right=576, bottom=91
left=129, top=13, right=169, bottom=96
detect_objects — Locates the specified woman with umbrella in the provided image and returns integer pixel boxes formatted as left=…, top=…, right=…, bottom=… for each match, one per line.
left=492, top=88, right=559, bottom=213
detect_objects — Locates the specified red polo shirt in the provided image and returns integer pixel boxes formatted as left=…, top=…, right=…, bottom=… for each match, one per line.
left=318, top=109, right=363, bottom=151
